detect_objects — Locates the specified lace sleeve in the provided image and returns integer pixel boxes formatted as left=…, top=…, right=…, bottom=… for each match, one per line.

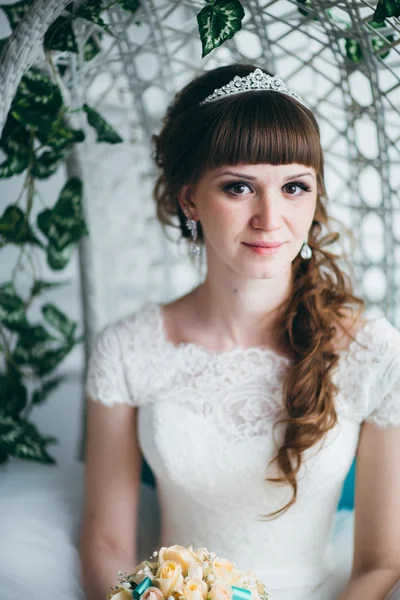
left=85, top=323, right=134, bottom=407
left=364, top=326, right=400, bottom=428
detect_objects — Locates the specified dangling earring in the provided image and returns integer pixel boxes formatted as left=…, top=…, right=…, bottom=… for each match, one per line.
left=186, top=218, right=201, bottom=256
left=300, top=240, right=312, bottom=260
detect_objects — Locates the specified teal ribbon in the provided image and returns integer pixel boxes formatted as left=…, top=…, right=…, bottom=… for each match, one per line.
left=231, top=586, right=252, bottom=600
left=132, top=576, right=152, bottom=599
left=130, top=578, right=251, bottom=600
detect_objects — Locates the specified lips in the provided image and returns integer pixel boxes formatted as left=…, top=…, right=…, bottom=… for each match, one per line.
left=244, top=242, right=285, bottom=248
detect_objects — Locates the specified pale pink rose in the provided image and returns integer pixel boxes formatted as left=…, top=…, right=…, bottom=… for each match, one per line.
left=209, top=582, right=232, bottom=600
left=141, top=586, right=164, bottom=600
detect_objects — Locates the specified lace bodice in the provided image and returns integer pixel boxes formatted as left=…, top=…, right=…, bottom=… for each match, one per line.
left=85, top=302, right=400, bottom=598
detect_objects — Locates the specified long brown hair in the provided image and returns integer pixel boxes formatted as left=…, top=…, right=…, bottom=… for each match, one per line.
left=151, top=63, right=365, bottom=519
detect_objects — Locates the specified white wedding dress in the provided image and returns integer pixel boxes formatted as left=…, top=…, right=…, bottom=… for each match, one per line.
left=1, top=301, right=400, bottom=600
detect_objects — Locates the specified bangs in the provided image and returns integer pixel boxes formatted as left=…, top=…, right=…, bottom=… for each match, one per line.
left=193, top=91, right=322, bottom=178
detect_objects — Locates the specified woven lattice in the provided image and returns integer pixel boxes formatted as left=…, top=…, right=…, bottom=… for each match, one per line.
left=1, top=0, right=400, bottom=336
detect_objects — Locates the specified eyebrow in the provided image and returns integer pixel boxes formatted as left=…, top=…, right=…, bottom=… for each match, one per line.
left=212, top=170, right=315, bottom=181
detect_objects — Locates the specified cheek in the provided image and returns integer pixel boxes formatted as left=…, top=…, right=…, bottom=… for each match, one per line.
left=200, top=201, right=244, bottom=240
left=288, top=199, right=316, bottom=231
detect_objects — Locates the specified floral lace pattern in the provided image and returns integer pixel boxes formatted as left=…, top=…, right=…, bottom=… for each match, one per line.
left=85, top=302, right=400, bottom=594
left=86, top=301, right=400, bottom=428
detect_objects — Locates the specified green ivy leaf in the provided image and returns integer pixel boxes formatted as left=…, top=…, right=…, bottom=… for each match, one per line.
left=119, top=0, right=140, bottom=14
left=346, top=20, right=395, bottom=62
left=10, top=69, right=64, bottom=135
left=0, top=113, right=31, bottom=158
left=197, top=0, right=245, bottom=58
left=345, top=38, right=363, bottom=63
left=75, top=0, right=113, bottom=35
left=83, top=104, right=123, bottom=143
left=373, top=0, right=400, bottom=23
left=0, top=282, right=15, bottom=296
left=0, top=206, right=43, bottom=246
left=18, top=324, right=57, bottom=349
left=32, top=145, right=74, bottom=179
left=32, top=376, right=64, bottom=406
left=296, top=0, right=315, bottom=18
left=36, top=121, right=85, bottom=152
left=12, top=342, right=31, bottom=365
left=44, top=15, right=78, bottom=53
left=34, top=344, right=73, bottom=377
left=369, top=19, right=395, bottom=58
left=56, top=63, right=69, bottom=78
left=0, top=0, right=35, bottom=30
left=37, top=178, right=88, bottom=252
left=46, top=242, right=74, bottom=270
left=31, top=279, right=70, bottom=298
left=84, top=34, right=102, bottom=61
left=0, top=153, right=30, bottom=178
left=0, top=416, right=56, bottom=464
left=42, top=303, right=77, bottom=340
left=0, top=282, right=29, bottom=331
left=0, top=372, right=27, bottom=416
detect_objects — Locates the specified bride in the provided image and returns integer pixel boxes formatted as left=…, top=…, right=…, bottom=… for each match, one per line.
left=80, top=64, right=400, bottom=600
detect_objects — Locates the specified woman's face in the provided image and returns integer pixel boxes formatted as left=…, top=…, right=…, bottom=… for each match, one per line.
left=180, top=162, right=318, bottom=280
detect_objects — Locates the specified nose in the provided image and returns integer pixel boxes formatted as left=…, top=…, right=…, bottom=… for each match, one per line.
left=250, top=190, right=284, bottom=231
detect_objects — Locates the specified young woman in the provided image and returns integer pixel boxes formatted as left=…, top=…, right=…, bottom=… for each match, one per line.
left=80, top=64, right=400, bottom=600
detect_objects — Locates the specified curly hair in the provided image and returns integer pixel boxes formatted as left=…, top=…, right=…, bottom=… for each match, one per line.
left=151, top=63, right=366, bottom=519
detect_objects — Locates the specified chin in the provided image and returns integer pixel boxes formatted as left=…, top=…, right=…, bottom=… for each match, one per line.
left=238, top=265, right=287, bottom=280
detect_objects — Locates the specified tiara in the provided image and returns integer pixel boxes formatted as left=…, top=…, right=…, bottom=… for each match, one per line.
left=199, top=68, right=307, bottom=108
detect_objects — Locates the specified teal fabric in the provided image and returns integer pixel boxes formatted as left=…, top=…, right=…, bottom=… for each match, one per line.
left=338, top=458, right=356, bottom=510
left=143, top=456, right=357, bottom=510
left=142, top=457, right=156, bottom=488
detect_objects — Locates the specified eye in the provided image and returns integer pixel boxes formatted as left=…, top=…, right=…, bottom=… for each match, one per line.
left=283, top=181, right=313, bottom=196
left=222, top=181, right=253, bottom=196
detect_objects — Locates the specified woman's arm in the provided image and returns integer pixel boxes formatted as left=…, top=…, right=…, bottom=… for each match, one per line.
left=337, top=421, right=400, bottom=600
left=80, top=544, right=137, bottom=600
left=336, top=568, right=400, bottom=600
left=79, top=397, right=143, bottom=600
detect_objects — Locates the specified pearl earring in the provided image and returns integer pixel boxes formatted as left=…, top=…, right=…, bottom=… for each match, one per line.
left=300, top=240, right=312, bottom=259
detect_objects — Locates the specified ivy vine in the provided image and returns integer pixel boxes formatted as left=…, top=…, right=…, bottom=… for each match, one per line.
left=0, top=0, right=398, bottom=465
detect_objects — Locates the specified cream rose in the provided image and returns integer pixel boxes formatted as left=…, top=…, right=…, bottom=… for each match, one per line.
left=153, top=560, right=184, bottom=598
left=209, top=582, right=232, bottom=600
left=187, top=564, right=204, bottom=580
left=158, top=545, right=202, bottom=571
left=228, top=571, right=257, bottom=589
left=107, top=586, right=133, bottom=600
left=193, top=547, right=209, bottom=562
left=213, top=559, right=242, bottom=585
left=141, top=586, right=165, bottom=600
left=182, top=578, right=208, bottom=600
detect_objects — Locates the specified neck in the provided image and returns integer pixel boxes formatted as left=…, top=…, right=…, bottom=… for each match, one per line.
left=192, top=268, right=293, bottom=349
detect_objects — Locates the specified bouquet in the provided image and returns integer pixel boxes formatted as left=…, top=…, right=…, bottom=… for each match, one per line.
left=107, top=544, right=271, bottom=600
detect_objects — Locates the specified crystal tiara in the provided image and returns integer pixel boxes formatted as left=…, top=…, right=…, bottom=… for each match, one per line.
left=199, top=68, right=307, bottom=108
